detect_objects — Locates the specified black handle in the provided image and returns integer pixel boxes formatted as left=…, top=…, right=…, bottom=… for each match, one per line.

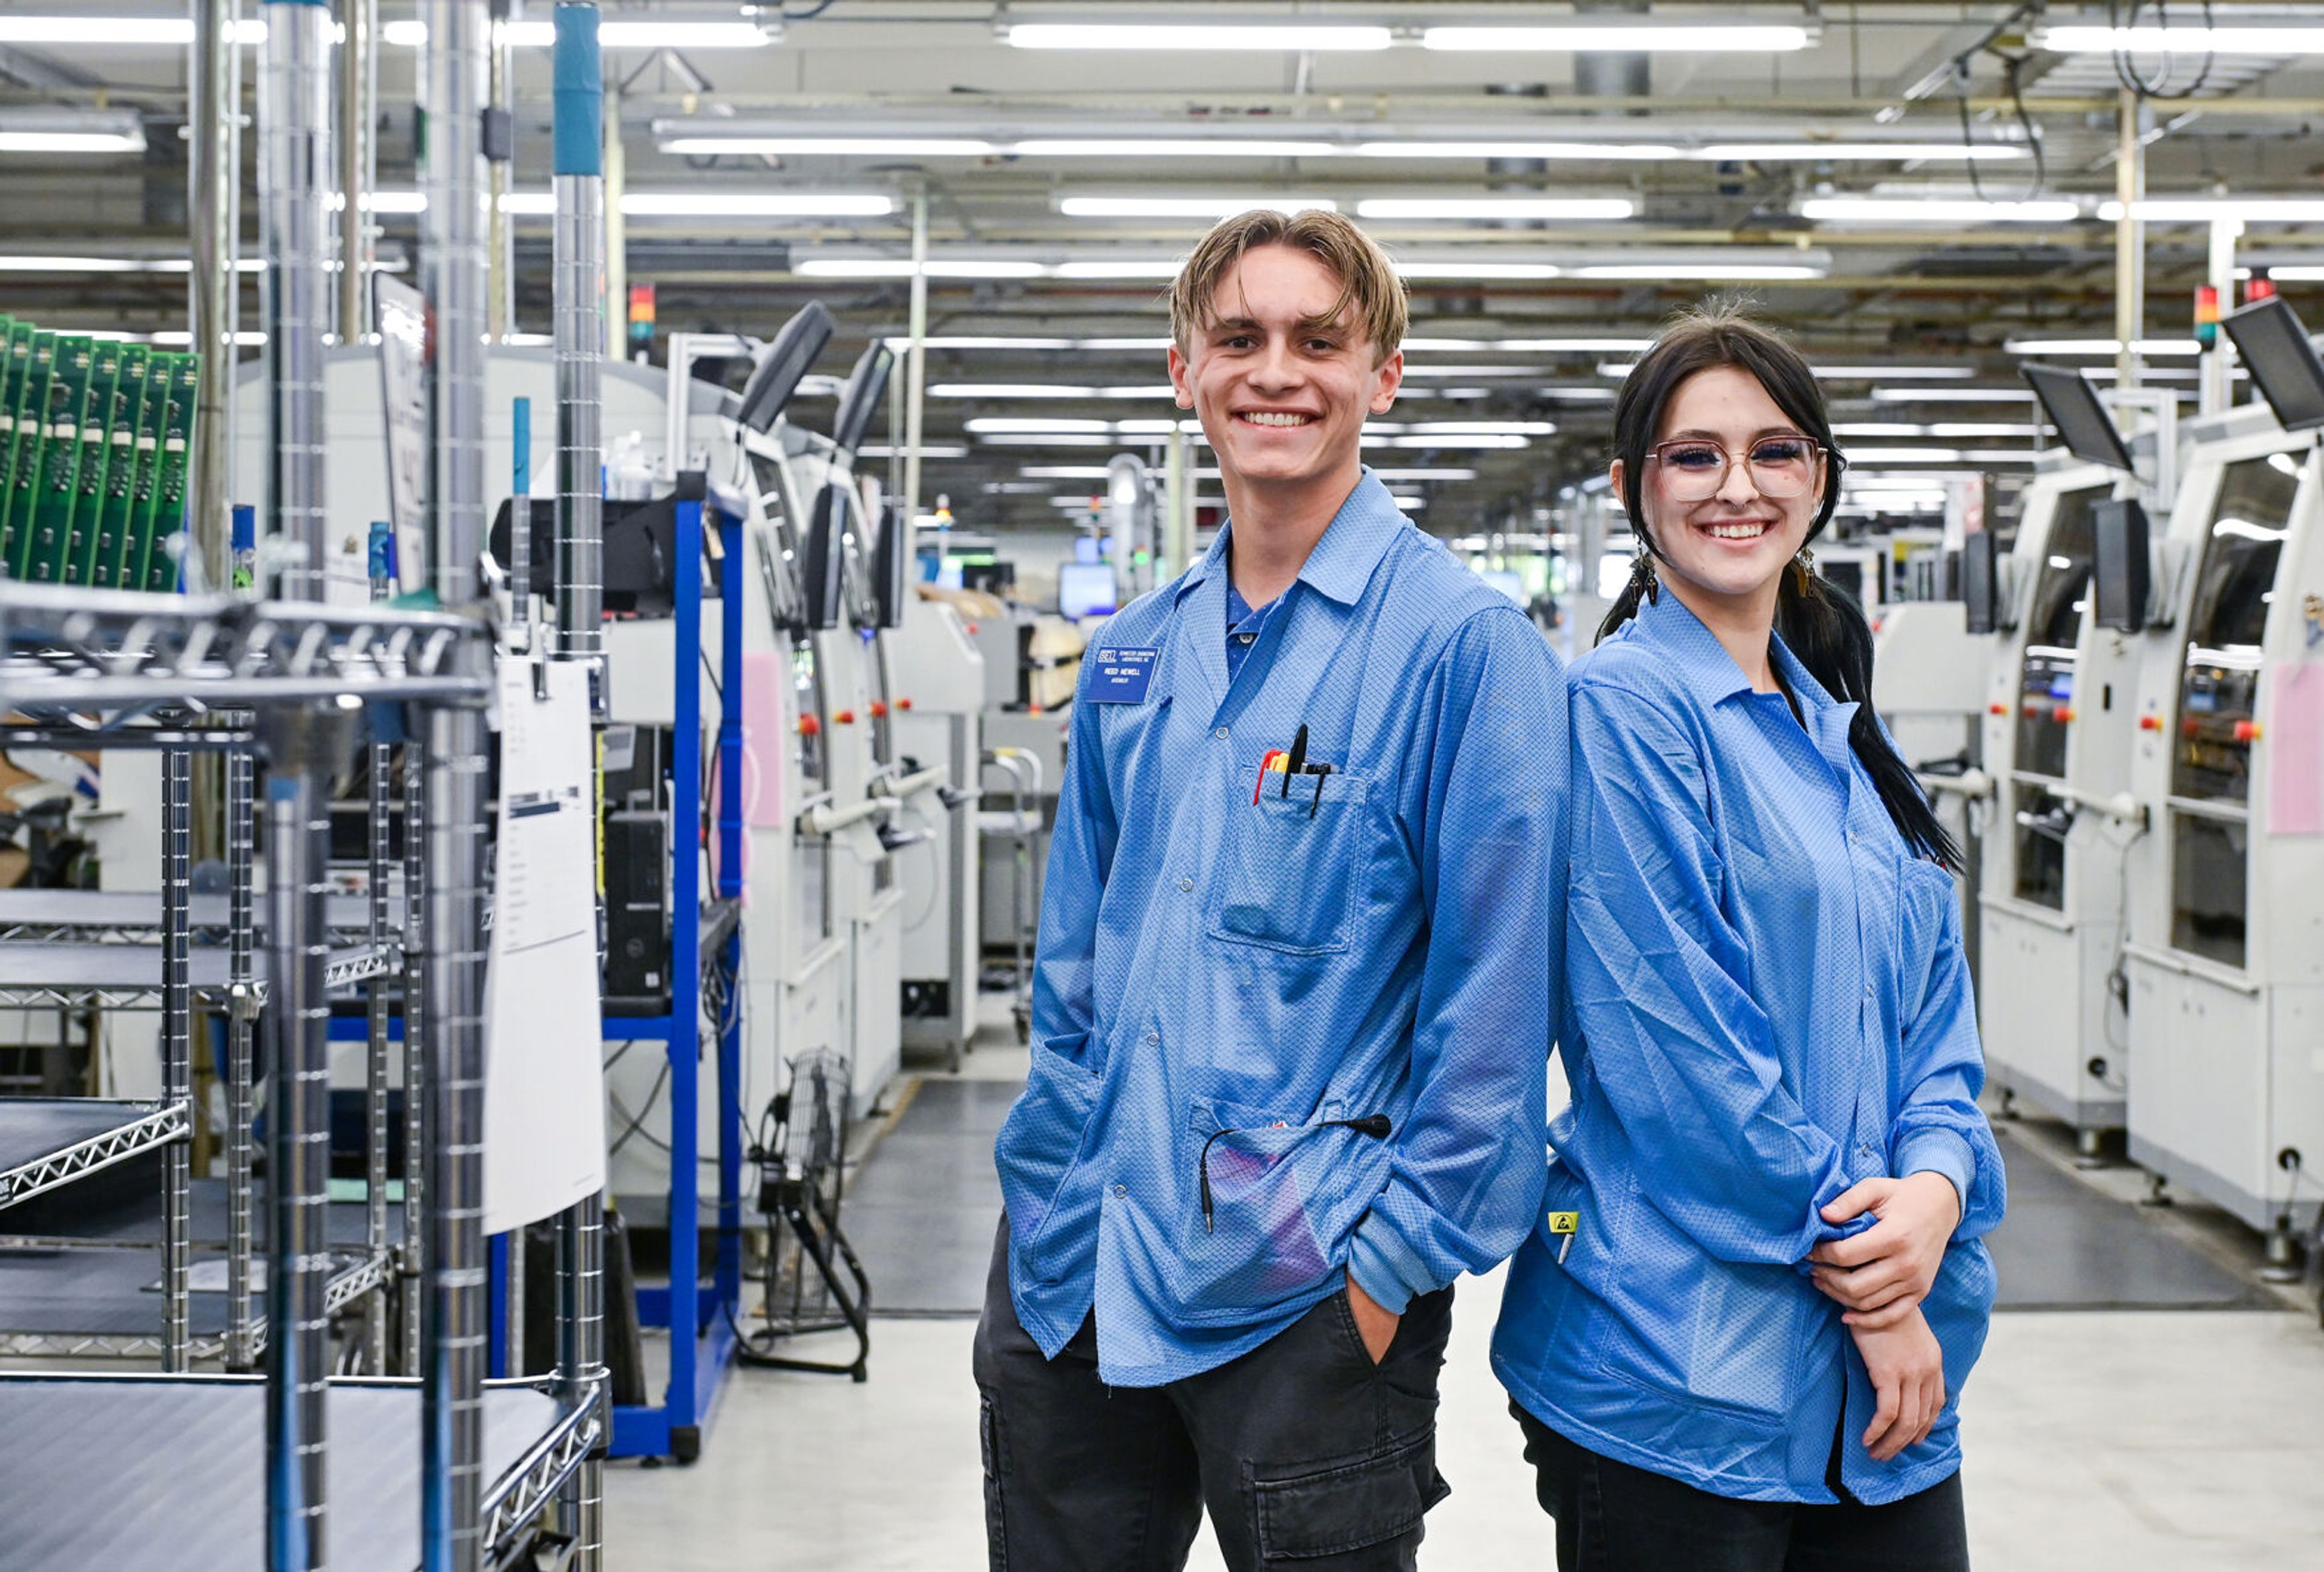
left=1198, top=1114, right=1393, bottom=1233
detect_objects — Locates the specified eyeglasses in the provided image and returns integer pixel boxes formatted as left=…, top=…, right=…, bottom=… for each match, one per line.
left=1644, top=435, right=1826, bottom=501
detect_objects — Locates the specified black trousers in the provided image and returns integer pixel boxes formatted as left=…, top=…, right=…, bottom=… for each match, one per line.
left=972, top=1220, right=1455, bottom=1571
left=1511, top=1403, right=1972, bottom=1572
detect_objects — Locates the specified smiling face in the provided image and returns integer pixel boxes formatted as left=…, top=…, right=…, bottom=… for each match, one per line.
left=1168, top=243, right=1402, bottom=502
left=1614, top=363, right=1827, bottom=622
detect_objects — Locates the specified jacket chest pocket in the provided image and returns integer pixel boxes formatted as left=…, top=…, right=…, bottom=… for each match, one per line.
left=1209, top=769, right=1372, bottom=955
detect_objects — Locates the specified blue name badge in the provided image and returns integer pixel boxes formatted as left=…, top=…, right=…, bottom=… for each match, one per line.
left=1088, top=646, right=1159, bottom=703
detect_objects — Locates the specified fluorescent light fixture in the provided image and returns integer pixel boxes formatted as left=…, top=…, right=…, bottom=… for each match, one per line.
left=796, top=258, right=1049, bottom=280
left=1020, top=467, right=1115, bottom=479
left=2255, top=266, right=2324, bottom=281
left=1835, top=421, right=2042, bottom=438
left=1569, top=261, right=1825, bottom=280
left=1397, top=365, right=1537, bottom=378
left=0, top=131, right=144, bottom=154
left=1396, top=261, right=1565, bottom=281
left=1049, top=260, right=1187, bottom=279
left=1400, top=421, right=1557, bottom=435
left=1363, top=433, right=1532, bottom=450
left=1358, top=197, right=1636, bottom=220
left=2099, top=197, right=2324, bottom=223
left=1421, top=24, right=1811, bottom=51
left=1357, top=141, right=1679, bottom=162
left=1402, top=335, right=1658, bottom=352
left=1800, top=197, right=2080, bottom=223
left=2038, top=25, right=2324, bottom=55
left=1015, top=139, right=1344, bottom=159
left=1844, top=447, right=1969, bottom=463
left=1868, top=387, right=2039, bottom=403
left=386, top=20, right=769, bottom=48
left=968, top=418, right=1112, bottom=435
left=1059, top=196, right=1336, bottom=218
left=662, top=137, right=999, bottom=158
left=1003, top=23, right=1393, bottom=51
left=885, top=335, right=1175, bottom=352
left=1701, top=143, right=2027, bottom=163
left=1831, top=423, right=1926, bottom=438
left=935, top=385, right=1178, bottom=401
left=1371, top=467, right=1479, bottom=481
left=0, top=16, right=262, bottom=45
left=146, top=329, right=267, bottom=346
left=1811, top=364, right=1980, bottom=379
left=2003, top=337, right=2202, bottom=357
left=622, top=192, right=894, bottom=217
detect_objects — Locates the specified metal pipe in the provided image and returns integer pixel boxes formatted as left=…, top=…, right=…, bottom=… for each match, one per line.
left=188, top=0, right=235, bottom=591
left=401, top=740, right=428, bottom=1376
left=338, top=0, right=375, bottom=343
left=2114, top=88, right=2147, bottom=393
left=160, top=745, right=192, bottom=1373
left=263, top=700, right=355, bottom=1572
left=603, top=80, right=625, bottom=360
left=488, top=1, right=515, bottom=340
left=422, top=699, right=491, bottom=1572
left=551, top=14, right=608, bottom=1559
left=226, top=745, right=258, bottom=1370
left=426, top=0, right=491, bottom=609
left=901, top=187, right=929, bottom=519
left=421, top=4, right=492, bottom=1565
left=2203, top=217, right=2242, bottom=417
left=366, top=721, right=394, bottom=1372
left=261, top=0, right=333, bottom=602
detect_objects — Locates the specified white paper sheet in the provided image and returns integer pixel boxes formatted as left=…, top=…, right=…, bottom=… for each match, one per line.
left=484, top=657, right=609, bottom=1232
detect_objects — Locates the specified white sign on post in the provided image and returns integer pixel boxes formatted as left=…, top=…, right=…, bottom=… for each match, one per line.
left=482, top=656, right=608, bottom=1232
left=374, top=274, right=431, bottom=592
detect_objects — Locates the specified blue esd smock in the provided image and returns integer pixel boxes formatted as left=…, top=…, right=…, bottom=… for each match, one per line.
left=1491, top=589, right=2006, bottom=1505
left=995, top=470, right=1567, bottom=1387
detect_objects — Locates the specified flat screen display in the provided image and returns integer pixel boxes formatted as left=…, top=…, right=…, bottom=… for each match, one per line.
left=2221, top=297, right=2324, bottom=433
left=2022, top=363, right=2136, bottom=473
left=1057, top=562, right=1118, bottom=620
left=2090, top=497, right=2152, bottom=633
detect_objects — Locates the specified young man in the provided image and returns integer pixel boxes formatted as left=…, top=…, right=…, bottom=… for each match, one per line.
left=975, top=209, right=1566, bottom=1571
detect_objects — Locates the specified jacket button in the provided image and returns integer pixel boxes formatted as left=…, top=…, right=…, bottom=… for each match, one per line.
left=1215, top=727, right=1230, bottom=740
left=1113, top=1184, right=1128, bottom=1198
left=1144, top=1031, right=1159, bottom=1045
left=1179, top=878, right=1193, bottom=892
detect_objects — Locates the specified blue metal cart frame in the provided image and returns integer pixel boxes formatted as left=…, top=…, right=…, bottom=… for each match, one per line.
left=606, top=496, right=746, bottom=1463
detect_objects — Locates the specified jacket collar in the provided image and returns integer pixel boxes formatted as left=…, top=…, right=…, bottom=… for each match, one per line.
left=1629, top=589, right=1859, bottom=757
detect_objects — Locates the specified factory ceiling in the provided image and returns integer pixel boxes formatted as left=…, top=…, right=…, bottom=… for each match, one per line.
left=7, top=0, right=2324, bottom=531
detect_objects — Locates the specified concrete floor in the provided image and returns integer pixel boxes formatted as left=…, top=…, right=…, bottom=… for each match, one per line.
left=602, top=1022, right=2324, bottom=1570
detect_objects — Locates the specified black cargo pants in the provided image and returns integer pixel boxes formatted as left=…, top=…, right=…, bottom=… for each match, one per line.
left=971, top=1219, right=1454, bottom=1571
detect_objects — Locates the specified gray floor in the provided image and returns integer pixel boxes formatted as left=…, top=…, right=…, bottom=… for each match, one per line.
left=604, top=1011, right=2324, bottom=1570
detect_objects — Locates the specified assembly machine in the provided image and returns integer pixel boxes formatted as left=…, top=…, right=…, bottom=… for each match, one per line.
left=2119, top=297, right=2324, bottom=1236
left=893, top=588, right=987, bottom=1065
left=1977, top=371, right=2173, bottom=1149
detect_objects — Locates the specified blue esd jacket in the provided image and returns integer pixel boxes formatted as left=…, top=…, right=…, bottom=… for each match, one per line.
left=1492, top=590, right=2006, bottom=1505
left=995, top=471, right=1567, bottom=1387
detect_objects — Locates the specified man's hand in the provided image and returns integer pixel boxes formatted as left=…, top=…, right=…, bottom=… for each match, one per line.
left=1346, top=1274, right=1400, bottom=1365
left=1851, top=1306, right=1946, bottom=1462
left=1808, top=1172, right=1961, bottom=1330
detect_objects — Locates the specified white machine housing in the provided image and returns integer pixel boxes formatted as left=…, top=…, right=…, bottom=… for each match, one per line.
left=2121, top=404, right=2324, bottom=1229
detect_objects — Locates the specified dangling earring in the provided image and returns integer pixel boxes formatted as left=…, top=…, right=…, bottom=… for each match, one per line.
left=1630, top=551, right=1659, bottom=605
left=1791, top=545, right=1816, bottom=594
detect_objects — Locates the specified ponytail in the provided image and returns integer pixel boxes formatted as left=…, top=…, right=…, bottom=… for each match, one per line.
left=1600, top=304, right=1963, bottom=870
left=1776, top=562, right=1963, bottom=870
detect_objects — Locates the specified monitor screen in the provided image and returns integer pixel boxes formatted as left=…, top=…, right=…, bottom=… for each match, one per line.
left=2221, top=297, right=2324, bottom=433
left=2021, top=363, right=2136, bottom=472
left=830, top=341, right=895, bottom=456
left=1479, top=568, right=1526, bottom=603
left=737, top=301, right=834, bottom=433
left=1057, top=562, right=1118, bottom=620
left=2091, top=497, right=2152, bottom=633
left=1960, top=530, right=1998, bottom=635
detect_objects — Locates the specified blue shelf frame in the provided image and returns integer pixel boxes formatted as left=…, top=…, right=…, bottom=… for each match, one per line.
left=605, top=497, right=747, bottom=1461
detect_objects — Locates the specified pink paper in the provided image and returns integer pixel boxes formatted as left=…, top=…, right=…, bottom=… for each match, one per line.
left=2267, top=662, right=2324, bottom=836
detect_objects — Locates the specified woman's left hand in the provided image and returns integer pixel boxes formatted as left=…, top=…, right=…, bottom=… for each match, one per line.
left=1808, top=1172, right=1961, bottom=1329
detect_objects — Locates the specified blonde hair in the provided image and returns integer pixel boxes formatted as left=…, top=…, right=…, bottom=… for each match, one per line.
left=1169, top=208, right=1408, bottom=364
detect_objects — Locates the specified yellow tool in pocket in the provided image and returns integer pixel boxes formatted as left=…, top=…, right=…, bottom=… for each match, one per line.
left=1548, top=1210, right=1579, bottom=1265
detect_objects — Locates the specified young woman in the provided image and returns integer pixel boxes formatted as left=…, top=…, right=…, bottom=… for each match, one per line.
left=1491, top=307, right=2005, bottom=1570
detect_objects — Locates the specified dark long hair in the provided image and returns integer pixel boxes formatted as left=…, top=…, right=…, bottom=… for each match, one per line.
left=1600, top=305, right=1961, bottom=869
